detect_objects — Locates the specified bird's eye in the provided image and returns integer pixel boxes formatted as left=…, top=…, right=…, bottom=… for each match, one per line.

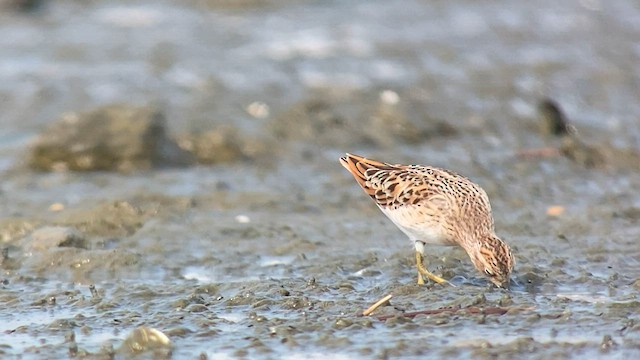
left=484, top=269, right=494, bottom=276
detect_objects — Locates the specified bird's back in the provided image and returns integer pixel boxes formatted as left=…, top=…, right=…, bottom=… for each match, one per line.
left=340, top=153, right=494, bottom=245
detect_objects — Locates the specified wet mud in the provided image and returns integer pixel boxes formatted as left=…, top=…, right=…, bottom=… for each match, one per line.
left=1, top=0, right=640, bottom=359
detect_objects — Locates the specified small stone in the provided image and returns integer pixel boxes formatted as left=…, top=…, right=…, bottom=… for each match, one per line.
left=120, top=327, right=172, bottom=355
left=68, top=342, right=78, bottom=357
left=333, top=318, right=353, bottom=330
left=48, top=203, right=65, bottom=212
left=546, top=205, right=565, bottom=217
left=499, top=293, right=513, bottom=307
left=380, top=90, right=400, bottom=105
left=338, top=282, right=355, bottom=291
left=89, top=284, right=100, bottom=299
left=277, top=288, right=290, bottom=297
left=600, top=335, right=616, bottom=352
left=100, top=342, right=115, bottom=356
left=64, top=331, right=75, bottom=343
left=246, top=101, right=270, bottom=119
left=235, top=215, right=250, bottom=224
left=186, top=304, right=209, bottom=313
left=471, top=293, right=487, bottom=306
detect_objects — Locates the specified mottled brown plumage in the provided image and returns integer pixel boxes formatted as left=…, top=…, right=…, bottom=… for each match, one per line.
left=340, top=153, right=514, bottom=287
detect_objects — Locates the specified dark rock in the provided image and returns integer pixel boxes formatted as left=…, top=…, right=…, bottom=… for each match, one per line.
left=537, top=98, right=570, bottom=137
left=535, top=98, right=640, bottom=170
left=29, top=104, right=194, bottom=172
left=177, top=125, right=270, bottom=165
left=21, top=226, right=87, bottom=251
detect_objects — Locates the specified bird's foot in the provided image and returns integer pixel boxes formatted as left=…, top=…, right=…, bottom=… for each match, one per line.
left=415, top=251, right=455, bottom=287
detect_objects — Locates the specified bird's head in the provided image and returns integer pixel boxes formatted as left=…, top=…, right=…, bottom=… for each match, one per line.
left=469, top=235, right=514, bottom=288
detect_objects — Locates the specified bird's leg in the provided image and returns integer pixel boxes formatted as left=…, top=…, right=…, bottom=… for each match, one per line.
left=415, top=251, right=448, bottom=285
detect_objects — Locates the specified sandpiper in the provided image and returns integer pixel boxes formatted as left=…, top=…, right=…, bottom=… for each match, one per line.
left=340, top=153, right=514, bottom=288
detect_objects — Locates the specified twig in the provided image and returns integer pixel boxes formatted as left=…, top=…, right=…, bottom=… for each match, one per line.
left=374, top=305, right=533, bottom=321
left=362, top=294, right=393, bottom=316
left=516, top=147, right=561, bottom=159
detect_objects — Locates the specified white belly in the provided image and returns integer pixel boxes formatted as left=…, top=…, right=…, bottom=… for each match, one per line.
left=378, top=205, right=455, bottom=246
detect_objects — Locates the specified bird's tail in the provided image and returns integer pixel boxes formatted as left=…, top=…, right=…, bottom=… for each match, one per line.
left=339, top=153, right=390, bottom=195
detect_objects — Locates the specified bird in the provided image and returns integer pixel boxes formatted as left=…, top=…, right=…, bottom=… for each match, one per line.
left=339, top=153, right=514, bottom=288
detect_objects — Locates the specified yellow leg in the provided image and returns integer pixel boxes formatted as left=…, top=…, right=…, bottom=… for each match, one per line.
left=415, top=251, right=449, bottom=285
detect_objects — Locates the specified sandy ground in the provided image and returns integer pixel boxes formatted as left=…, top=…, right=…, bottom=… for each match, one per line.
left=1, top=0, right=639, bottom=358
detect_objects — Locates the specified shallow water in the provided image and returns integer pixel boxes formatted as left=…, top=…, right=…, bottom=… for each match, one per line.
left=1, top=0, right=640, bottom=358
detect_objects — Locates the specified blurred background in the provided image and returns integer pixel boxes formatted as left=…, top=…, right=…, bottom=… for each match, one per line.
left=2, top=0, right=638, bottom=156
left=1, top=0, right=639, bottom=358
